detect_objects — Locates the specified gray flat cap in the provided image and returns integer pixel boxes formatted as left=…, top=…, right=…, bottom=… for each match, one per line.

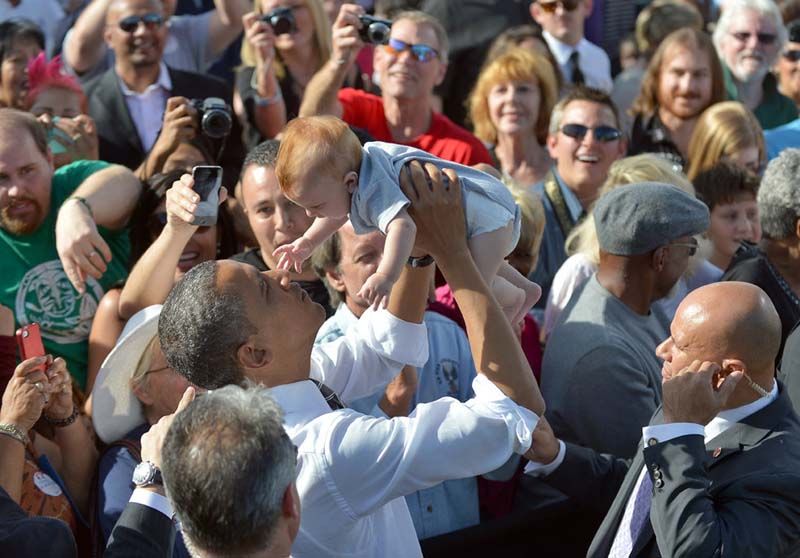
left=593, top=182, right=710, bottom=256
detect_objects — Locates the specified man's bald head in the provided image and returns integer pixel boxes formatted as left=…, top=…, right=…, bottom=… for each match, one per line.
left=107, top=0, right=164, bottom=23
left=673, top=282, right=781, bottom=380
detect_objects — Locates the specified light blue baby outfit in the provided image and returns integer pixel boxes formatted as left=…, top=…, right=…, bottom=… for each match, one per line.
left=350, top=142, right=521, bottom=253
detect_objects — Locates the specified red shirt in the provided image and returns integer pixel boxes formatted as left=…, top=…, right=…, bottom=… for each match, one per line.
left=338, top=88, right=492, bottom=166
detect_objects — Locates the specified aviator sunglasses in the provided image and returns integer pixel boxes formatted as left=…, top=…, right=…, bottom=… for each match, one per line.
left=559, top=123, right=622, bottom=143
left=118, top=12, right=164, bottom=33
left=384, top=38, right=439, bottom=62
left=538, top=0, right=581, bottom=13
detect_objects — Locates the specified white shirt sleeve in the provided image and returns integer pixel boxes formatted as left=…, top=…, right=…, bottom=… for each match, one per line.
left=641, top=423, right=705, bottom=445
left=310, top=308, right=428, bottom=403
left=323, top=374, right=538, bottom=518
left=524, top=440, right=567, bottom=477
left=129, top=488, right=173, bottom=519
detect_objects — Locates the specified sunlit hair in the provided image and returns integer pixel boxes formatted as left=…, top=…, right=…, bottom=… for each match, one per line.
left=631, top=27, right=725, bottom=118
left=508, top=182, right=546, bottom=271
left=468, top=47, right=558, bottom=145
left=240, top=0, right=332, bottom=79
left=25, top=53, right=87, bottom=113
left=548, top=86, right=620, bottom=135
left=713, top=0, right=788, bottom=56
left=566, top=153, right=695, bottom=263
left=0, top=108, right=47, bottom=156
left=634, top=0, right=703, bottom=58
left=685, top=101, right=765, bottom=180
left=276, top=115, right=362, bottom=195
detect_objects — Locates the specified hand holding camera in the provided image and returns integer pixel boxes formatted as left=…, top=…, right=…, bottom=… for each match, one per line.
left=39, top=114, right=99, bottom=168
left=243, top=11, right=277, bottom=71
left=154, top=97, right=198, bottom=155
left=330, top=3, right=366, bottom=67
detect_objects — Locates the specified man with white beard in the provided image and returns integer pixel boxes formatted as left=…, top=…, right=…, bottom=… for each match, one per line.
left=713, top=0, right=797, bottom=129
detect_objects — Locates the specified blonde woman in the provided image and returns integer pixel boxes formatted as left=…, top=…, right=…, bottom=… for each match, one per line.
left=468, top=47, right=559, bottom=189
left=541, top=154, right=722, bottom=341
left=686, top=101, right=766, bottom=180
left=234, top=0, right=334, bottom=146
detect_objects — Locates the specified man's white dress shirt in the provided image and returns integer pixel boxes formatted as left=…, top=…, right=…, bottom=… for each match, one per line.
left=542, top=31, right=613, bottom=93
left=119, top=62, right=172, bottom=153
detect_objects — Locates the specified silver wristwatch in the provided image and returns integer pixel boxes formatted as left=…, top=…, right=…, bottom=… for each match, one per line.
left=132, top=460, right=163, bottom=488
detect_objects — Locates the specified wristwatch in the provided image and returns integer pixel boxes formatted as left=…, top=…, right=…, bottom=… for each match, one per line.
left=132, top=461, right=163, bottom=488
left=407, top=254, right=434, bottom=268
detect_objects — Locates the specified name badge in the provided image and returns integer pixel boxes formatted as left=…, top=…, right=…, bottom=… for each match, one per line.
left=33, top=471, right=63, bottom=497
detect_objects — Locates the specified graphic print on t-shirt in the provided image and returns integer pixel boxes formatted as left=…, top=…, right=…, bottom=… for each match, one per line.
left=15, top=260, right=103, bottom=344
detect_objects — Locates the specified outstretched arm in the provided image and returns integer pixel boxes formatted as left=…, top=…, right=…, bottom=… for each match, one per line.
left=357, top=210, right=416, bottom=309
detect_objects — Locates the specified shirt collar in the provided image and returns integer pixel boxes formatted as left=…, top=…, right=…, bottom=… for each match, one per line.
left=118, top=62, right=172, bottom=96
left=552, top=169, right=585, bottom=222
left=542, top=31, right=584, bottom=64
left=333, top=302, right=361, bottom=330
left=268, top=380, right=334, bottom=430
left=705, top=379, right=779, bottom=442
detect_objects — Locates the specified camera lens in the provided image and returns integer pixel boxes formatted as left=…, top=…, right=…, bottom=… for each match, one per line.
left=368, top=22, right=390, bottom=45
left=202, top=110, right=232, bottom=139
left=271, top=14, right=293, bottom=35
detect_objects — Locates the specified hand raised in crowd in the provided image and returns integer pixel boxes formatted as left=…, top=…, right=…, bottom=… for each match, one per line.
left=662, top=360, right=744, bottom=425
left=357, top=271, right=394, bottom=310
left=38, top=114, right=99, bottom=169
left=398, top=161, right=465, bottom=260
left=42, top=357, right=74, bottom=422
left=331, top=3, right=365, bottom=68
left=0, top=356, right=52, bottom=435
left=243, top=11, right=277, bottom=73
left=151, top=97, right=198, bottom=157
left=140, top=387, right=196, bottom=470
left=165, top=173, right=228, bottom=234
left=273, top=236, right=314, bottom=273
left=524, top=416, right=560, bottom=465
left=56, top=197, right=113, bottom=294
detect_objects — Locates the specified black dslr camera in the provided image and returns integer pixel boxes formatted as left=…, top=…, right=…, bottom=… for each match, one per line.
left=261, top=6, right=297, bottom=35
left=358, top=15, right=392, bottom=45
left=190, top=98, right=233, bottom=139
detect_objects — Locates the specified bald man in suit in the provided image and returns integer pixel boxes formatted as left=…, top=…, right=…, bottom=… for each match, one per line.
left=527, top=282, right=800, bottom=557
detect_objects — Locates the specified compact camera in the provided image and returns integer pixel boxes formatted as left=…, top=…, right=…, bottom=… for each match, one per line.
left=358, top=15, right=392, bottom=45
left=190, top=97, right=233, bottom=139
left=262, top=6, right=297, bottom=35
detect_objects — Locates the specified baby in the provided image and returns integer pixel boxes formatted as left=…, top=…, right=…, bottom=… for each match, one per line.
left=273, top=116, right=540, bottom=324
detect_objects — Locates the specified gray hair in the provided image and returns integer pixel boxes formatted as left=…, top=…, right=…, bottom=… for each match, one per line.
left=547, top=86, right=620, bottom=136
left=712, top=0, right=787, bottom=58
left=158, top=261, right=255, bottom=389
left=162, top=384, right=296, bottom=556
left=758, top=149, right=800, bottom=240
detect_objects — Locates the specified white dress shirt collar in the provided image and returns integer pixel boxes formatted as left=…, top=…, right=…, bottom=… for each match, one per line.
left=118, top=61, right=172, bottom=97
left=705, top=379, right=778, bottom=442
left=269, top=380, right=333, bottom=430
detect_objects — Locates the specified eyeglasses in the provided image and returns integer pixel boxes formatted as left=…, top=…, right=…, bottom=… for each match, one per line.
left=782, top=49, right=800, bottom=62
left=668, top=242, right=698, bottom=257
left=730, top=31, right=777, bottom=46
left=538, top=0, right=581, bottom=13
left=559, top=123, right=622, bottom=143
left=118, top=12, right=164, bottom=33
left=385, top=38, right=439, bottom=63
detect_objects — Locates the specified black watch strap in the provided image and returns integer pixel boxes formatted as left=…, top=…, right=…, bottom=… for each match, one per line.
left=407, top=254, right=434, bottom=268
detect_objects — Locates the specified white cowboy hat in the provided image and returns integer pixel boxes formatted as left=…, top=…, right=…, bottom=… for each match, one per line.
left=91, top=305, right=161, bottom=444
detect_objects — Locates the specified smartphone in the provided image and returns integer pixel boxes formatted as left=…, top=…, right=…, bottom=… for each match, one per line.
left=191, top=165, right=223, bottom=227
left=16, top=323, right=46, bottom=372
left=46, top=117, right=72, bottom=155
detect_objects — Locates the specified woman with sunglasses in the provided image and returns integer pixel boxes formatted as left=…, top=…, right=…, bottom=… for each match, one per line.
left=468, top=47, right=559, bottom=190
left=83, top=170, right=237, bottom=402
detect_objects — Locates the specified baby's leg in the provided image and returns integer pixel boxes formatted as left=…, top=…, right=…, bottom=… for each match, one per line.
left=468, top=224, right=525, bottom=323
left=497, top=261, right=542, bottom=324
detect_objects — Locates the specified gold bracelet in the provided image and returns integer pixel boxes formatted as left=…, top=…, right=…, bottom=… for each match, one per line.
left=0, top=423, right=30, bottom=446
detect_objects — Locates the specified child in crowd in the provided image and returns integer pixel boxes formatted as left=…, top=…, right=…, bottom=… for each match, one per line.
left=273, top=115, right=540, bottom=324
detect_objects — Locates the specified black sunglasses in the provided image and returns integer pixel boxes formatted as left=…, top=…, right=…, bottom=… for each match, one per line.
left=783, top=49, right=800, bottom=62
left=731, top=31, right=776, bottom=46
left=119, top=13, right=164, bottom=33
left=560, top=123, right=622, bottom=143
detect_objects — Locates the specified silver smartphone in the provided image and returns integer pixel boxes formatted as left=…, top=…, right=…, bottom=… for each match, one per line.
left=191, top=165, right=223, bottom=227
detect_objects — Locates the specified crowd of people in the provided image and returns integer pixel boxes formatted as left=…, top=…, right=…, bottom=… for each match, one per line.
left=3, top=0, right=800, bottom=556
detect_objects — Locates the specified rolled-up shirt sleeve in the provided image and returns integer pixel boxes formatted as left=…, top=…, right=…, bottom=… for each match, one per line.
left=310, top=308, right=428, bottom=403
left=322, top=374, right=538, bottom=518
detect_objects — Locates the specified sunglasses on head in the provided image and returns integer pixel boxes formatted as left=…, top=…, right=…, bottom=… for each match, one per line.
left=538, top=0, right=581, bottom=13
left=118, top=12, right=164, bottom=33
left=783, top=49, right=800, bottom=62
left=385, top=38, right=439, bottom=63
left=730, top=31, right=776, bottom=45
left=560, top=123, right=622, bottom=143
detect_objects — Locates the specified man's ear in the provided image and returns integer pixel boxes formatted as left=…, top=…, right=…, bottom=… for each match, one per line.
left=131, top=381, right=154, bottom=406
left=652, top=246, right=667, bottom=271
left=325, top=267, right=346, bottom=295
left=719, top=359, right=746, bottom=388
left=103, top=26, right=114, bottom=48
left=345, top=171, right=358, bottom=194
left=236, top=336, right=272, bottom=369
left=530, top=2, right=543, bottom=24
left=434, top=59, right=448, bottom=87
left=545, top=133, right=559, bottom=159
left=794, top=217, right=800, bottom=241
left=283, top=482, right=301, bottom=520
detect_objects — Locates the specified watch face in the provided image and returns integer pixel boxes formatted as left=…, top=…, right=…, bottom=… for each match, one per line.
left=133, top=461, right=154, bottom=486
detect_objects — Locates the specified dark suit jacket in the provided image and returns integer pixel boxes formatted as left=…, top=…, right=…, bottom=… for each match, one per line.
left=85, top=66, right=244, bottom=185
left=544, top=384, right=800, bottom=558
left=105, top=502, right=175, bottom=558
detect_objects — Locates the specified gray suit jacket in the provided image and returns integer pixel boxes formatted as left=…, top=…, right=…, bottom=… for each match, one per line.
left=544, top=384, right=800, bottom=558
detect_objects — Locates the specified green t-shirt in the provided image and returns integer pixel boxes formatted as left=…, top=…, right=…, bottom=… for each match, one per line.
left=1, top=160, right=130, bottom=389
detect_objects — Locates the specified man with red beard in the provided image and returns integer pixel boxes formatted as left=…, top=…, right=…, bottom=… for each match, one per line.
left=713, top=0, right=797, bottom=130
left=0, top=109, right=141, bottom=389
left=629, top=28, right=726, bottom=170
